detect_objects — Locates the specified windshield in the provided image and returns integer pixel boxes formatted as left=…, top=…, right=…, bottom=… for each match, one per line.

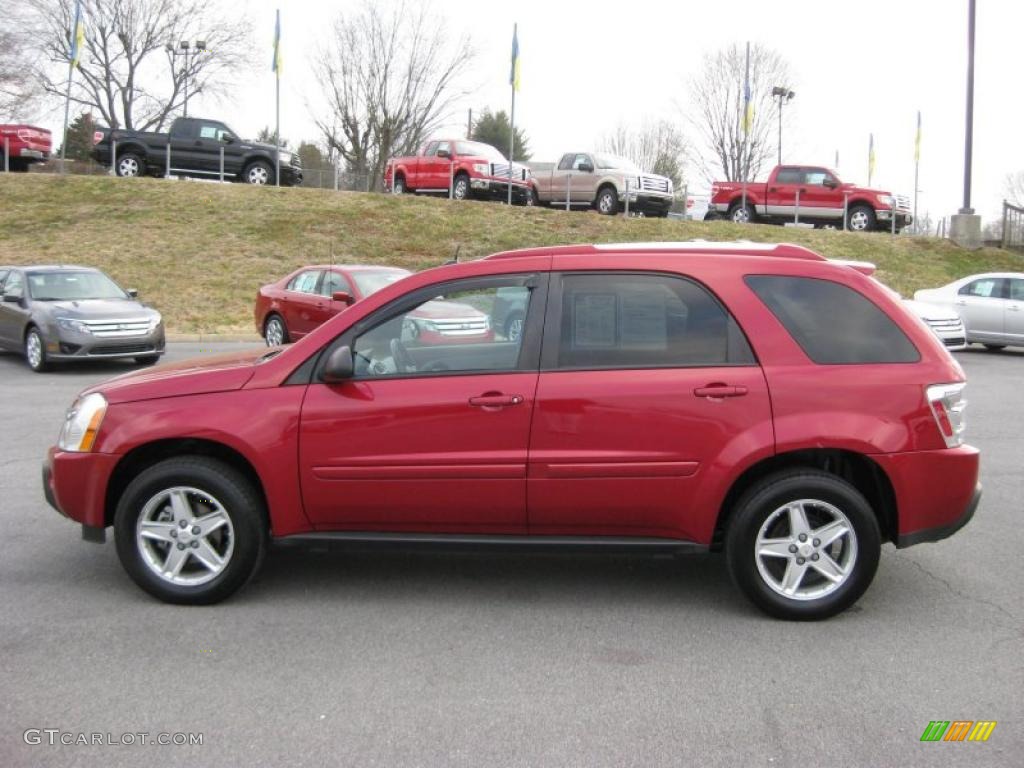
left=27, top=271, right=128, bottom=301
left=352, top=269, right=411, bottom=297
left=456, top=141, right=506, bottom=162
left=594, top=153, right=641, bottom=172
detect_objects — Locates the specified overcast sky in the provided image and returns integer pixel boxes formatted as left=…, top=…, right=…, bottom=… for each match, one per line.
left=97, top=1, right=1024, bottom=224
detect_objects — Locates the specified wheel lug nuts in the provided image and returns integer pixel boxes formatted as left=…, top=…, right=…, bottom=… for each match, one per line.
left=190, top=541, right=199, bottom=549
left=796, top=557, right=805, bottom=565
left=179, top=520, right=188, bottom=528
left=811, top=553, right=819, bottom=561
left=813, top=539, right=821, bottom=547
left=788, top=544, right=798, bottom=553
left=176, top=542, right=186, bottom=550
left=798, top=534, right=807, bottom=542
left=170, top=530, right=178, bottom=538
left=191, top=526, right=201, bottom=535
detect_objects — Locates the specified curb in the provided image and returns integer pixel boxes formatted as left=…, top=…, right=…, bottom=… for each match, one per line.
left=166, top=333, right=263, bottom=343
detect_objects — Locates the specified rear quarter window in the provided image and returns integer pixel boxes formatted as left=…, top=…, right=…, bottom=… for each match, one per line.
left=745, top=275, right=920, bottom=364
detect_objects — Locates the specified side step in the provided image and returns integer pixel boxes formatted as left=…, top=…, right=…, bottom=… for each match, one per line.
left=276, top=532, right=706, bottom=555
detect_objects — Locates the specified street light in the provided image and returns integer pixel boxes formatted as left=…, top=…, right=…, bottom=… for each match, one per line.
left=165, top=40, right=208, bottom=118
left=771, top=86, right=795, bottom=166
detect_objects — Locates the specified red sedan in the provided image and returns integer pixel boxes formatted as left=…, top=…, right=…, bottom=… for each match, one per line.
left=254, top=265, right=492, bottom=346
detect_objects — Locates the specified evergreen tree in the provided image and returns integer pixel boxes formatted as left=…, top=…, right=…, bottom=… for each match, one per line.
left=470, top=109, right=531, bottom=161
left=61, top=112, right=97, bottom=162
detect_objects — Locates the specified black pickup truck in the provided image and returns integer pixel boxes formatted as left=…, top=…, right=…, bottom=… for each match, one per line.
left=91, top=117, right=302, bottom=186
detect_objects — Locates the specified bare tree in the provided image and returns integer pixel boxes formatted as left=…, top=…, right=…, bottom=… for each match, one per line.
left=313, top=0, right=475, bottom=191
left=599, top=120, right=688, bottom=188
left=1005, top=171, right=1024, bottom=207
left=686, top=43, right=793, bottom=183
left=0, top=21, right=39, bottom=119
left=22, top=0, right=252, bottom=131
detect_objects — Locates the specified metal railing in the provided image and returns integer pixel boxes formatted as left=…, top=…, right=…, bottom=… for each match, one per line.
left=1001, top=200, right=1024, bottom=251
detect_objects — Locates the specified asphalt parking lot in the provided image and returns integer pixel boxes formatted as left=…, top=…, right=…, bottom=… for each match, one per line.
left=1, top=342, right=1021, bottom=767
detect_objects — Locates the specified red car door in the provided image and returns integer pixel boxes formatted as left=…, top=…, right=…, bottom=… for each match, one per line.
left=299, top=274, right=546, bottom=533
left=527, top=269, right=773, bottom=542
left=801, top=168, right=843, bottom=222
left=282, top=270, right=325, bottom=338
left=766, top=166, right=803, bottom=220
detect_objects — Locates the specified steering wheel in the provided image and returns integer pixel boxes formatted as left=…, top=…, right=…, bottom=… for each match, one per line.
left=390, top=338, right=416, bottom=373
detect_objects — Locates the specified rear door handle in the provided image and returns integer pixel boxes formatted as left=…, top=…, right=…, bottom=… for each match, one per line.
left=694, top=385, right=748, bottom=399
left=469, top=393, right=524, bottom=408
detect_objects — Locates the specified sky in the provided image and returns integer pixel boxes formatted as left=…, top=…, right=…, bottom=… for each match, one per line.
left=42, top=0, right=1024, bottom=226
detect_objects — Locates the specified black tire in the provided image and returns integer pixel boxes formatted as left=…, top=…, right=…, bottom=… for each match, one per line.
left=595, top=186, right=619, bottom=215
left=9, top=159, right=29, bottom=173
left=115, top=151, right=145, bottom=178
left=452, top=173, right=470, bottom=200
left=24, top=326, right=49, bottom=372
left=725, top=469, right=881, bottom=621
left=847, top=204, right=876, bottom=232
left=263, top=313, right=290, bottom=346
left=243, top=160, right=274, bottom=185
left=728, top=201, right=755, bottom=224
left=134, top=355, right=160, bottom=366
left=504, top=311, right=525, bottom=343
left=114, top=457, right=267, bottom=605
left=393, top=175, right=406, bottom=194
left=652, top=210, right=670, bottom=218
left=982, top=344, right=1005, bottom=351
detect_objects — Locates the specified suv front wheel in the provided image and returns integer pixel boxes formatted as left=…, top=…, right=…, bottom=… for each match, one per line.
left=726, top=470, right=881, bottom=620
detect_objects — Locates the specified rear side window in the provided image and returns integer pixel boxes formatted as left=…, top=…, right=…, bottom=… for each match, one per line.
left=775, top=168, right=803, bottom=184
left=553, top=273, right=755, bottom=369
left=287, top=271, right=322, bottom=294
left=959, top=278, right=1007, bottom=299
left=746, top=275, right=919, bottom=364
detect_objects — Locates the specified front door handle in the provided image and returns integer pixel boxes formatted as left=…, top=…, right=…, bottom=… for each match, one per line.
left=955, top=299, right=967, bottom=306
left=694, top=385, right=748, bottom=399
left=469, top=392, right=524, bottom=408
left=1009, top=305, right=1021, bottom=311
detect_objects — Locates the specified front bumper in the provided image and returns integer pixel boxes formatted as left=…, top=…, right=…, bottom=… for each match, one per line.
left=470, top=177, right=532, bottom=202
left=44, top=325, right=166, bottom=361
left=876, top=208, right=912, bottom=226
left=280, top=165, right=303, bottom=187
left=621, top=192, right=673, bottom=214
left=44, top=448, right=120, bottom=542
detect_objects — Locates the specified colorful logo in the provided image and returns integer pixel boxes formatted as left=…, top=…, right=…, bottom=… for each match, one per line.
left=920, top=721, right=997, bottom=742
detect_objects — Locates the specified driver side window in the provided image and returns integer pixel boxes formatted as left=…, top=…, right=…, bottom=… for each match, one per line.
left=351, top=281, right=533, bottom=378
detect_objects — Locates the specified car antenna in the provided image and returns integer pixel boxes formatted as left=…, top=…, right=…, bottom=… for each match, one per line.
left=444, top=246, right=461, bottom=266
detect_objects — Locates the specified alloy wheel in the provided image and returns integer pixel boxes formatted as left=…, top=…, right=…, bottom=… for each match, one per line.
left=849, top=211, right=869, bottom=230
left=119, top=157, right=140, bottom=177
left=265, top=317, right=284, bottom=346
left=248, top=166, right=270, bottom=185
left=26, top=331, right=43, bottom=369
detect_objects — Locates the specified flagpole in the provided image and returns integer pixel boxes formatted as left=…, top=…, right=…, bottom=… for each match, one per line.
left=507, top=23, right=517, bottom=206
left=740, top=41, right=749, bottom=219
left=913, top=111, right=921, bottom=233
left=274, top=9, right=281, bottom=188
left=60, top=2, right=82, bottom=175
left=60, top=60, right=74, bottom=174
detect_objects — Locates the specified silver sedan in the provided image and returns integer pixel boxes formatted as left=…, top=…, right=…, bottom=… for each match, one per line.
left=914, top=272, right=1024, bottom=351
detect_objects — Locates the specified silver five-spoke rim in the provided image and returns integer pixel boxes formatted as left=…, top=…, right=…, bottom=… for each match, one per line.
left=26, top=332, right=42, bottom=368
left=119, top=157, right=140, bottom=176
left=454, top=179, right=467, bottom=199
left=732, top=207, right=750, bottom=223
left=265, top=317, right=284, bottom=346
left=599, top=193, right=615, bottom=214
left=849, top=211, right=869, bottom=230
left=136, top=487, right=235, bottom=586
left=248, top=166, right=270, bottom=184
left=755, top=499, right=857, bottom=602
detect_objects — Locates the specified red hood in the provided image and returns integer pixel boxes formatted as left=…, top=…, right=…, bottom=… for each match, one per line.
left=86, top=348, right=267, bottom=404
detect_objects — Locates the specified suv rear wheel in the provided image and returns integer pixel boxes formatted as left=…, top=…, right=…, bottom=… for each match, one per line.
left=726, top=470, right=881, bottom=620
left=114, top=457, right=267, bottom=604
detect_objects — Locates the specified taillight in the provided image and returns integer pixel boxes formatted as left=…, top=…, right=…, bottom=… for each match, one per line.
left=926, top=383, right=967, bottom=448
left=17, top=129, right=30, bottom=140
left=93, top=131, right=104, bottom=145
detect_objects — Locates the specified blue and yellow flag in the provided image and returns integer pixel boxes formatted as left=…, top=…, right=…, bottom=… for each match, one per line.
left=914, top=111, right=921, bottom=164
left=510, top=24, right=520, bottom=92
left=868, top=133, right=876, bottom=183
left=70, top=0, right=85, bottom=69
left=272, top=9, right=282, bottom=75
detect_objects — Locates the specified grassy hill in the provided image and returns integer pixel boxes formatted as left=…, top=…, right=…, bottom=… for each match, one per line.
left=1, top=174, right=1022, bottom=334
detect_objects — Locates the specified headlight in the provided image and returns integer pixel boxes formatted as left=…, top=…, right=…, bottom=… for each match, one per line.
left=473, top=163, right=489, bottom=175
left=148, top=313, right=163, bottom=331
left=279, top=151, right=293, bottom=163
left=56, top=317, right=91, bottom=334
left=58, top=393, right=107, bottom=452
left=877, top=194, right=893, bottom=207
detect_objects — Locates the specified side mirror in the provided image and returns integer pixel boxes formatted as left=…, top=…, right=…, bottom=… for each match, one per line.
left=2, top=293, right=21, bottom=303
left=127, top=288, right=139, bottom=298
left=321, top=345, right=354, bottom=383
left=332, top=291, right=355, bottom=306
left=578, top=162, right=594, bottom=173
left=436, top=148, right=451, bottom=159
left=823, top=178, right=839, bottom=189
left=223, top=133, right=236, bottom=144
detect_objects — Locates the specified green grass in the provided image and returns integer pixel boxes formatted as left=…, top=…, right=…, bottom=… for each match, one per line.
left=1, top=174, right=1022, bottom=333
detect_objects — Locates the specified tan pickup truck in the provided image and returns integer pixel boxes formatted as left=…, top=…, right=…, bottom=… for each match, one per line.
left=528, top=152, right=674, bottom=216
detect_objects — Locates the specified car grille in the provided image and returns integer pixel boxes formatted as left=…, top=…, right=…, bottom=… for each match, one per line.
left=489, top=163, right=529, bottom=181
left=925, top=317, right=965, bottom=333
left=639, top=175, right=671, bottom=194
left=942, top=337, right=966, bottom=348
left=431, top=318, right=490, bottom=336
left=90, top=344, right=155, bottom=355
left=894, top=194, right=912, bottom=214
left=81, top=318, right=152, bottom=338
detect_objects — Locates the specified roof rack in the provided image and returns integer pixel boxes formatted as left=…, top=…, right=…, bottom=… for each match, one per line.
left=484, top=241, right=825, bottom=262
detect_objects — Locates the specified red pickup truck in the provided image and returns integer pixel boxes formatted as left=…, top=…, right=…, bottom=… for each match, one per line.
left=0, top=125, right=52, bottom=172
left=710, top=165, right=912, bottom=232
left=384, top=139, right=532, bottom=204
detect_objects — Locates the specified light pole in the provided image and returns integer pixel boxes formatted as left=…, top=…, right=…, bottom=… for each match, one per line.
left=166, top=40, right=207, bottom=118
left=771, top=86, right=794, bottom=165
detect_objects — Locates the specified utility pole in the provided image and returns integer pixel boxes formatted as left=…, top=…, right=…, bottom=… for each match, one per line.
left=771, top=86, right=794, bottom=166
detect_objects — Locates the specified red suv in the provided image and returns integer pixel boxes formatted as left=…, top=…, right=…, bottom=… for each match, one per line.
left=43, top=242, right=980, bottom=619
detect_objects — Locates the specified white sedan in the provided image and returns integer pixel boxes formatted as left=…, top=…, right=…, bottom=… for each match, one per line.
left=914, top=273, right=1024, bottom=351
